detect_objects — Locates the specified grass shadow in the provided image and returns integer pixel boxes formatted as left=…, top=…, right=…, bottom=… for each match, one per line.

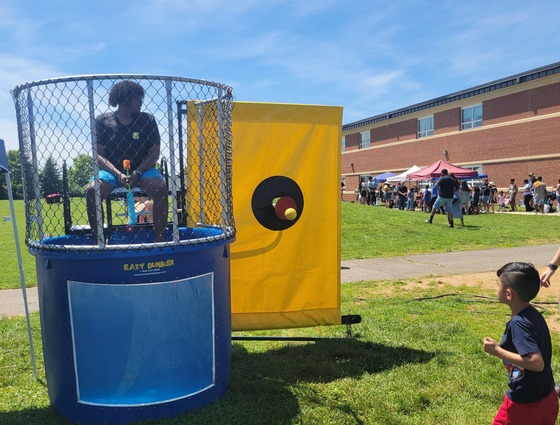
left=180, top=338, right=437, bottom=425
left=0, top=406, right=66, bottom=425
left=461, top=224, right=481, bottom=230
left=0, top=338, right=437, bottom=425
left=231, top=337, right=436, bottom=384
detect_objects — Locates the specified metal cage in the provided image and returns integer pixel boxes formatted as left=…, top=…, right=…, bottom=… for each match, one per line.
left=11, top=75, right=235, bottom=251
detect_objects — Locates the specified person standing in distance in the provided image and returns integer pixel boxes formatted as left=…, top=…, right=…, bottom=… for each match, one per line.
left=521, top=178, right=534, bottom=212
left=424, top=168, right=459, bottom=227
left=508, top=178, right=518, bottom=212
left=86, top=80, right=168, bottom=242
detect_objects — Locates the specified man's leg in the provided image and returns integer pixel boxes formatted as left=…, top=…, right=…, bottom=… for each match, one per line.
left=429, top=209, right=435, bottom=222
left=425, top=206, right=437, bottom=224
left=86, top=178, right=115, bottom=238
left=141, top=177, right=168, bottom=242
left=524, top=195, right=534, bottom=212
left=447, top=211, right=454, bottom=228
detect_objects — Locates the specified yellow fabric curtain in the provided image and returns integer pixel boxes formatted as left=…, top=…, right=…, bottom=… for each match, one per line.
left=229, top=102, right=342, bottom=330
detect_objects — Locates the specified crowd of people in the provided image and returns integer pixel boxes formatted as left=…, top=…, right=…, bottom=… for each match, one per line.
left=348, top=172, right=560, bottom=217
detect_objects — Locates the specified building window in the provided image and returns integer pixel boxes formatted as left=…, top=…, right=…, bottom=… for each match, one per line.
left=360, top=130, right=370, bottom=149
left=342, top=136, right=346, bottom=152
left=418, top=116, right=434, bottom=138
left=461, top=104, right=482, bottom=130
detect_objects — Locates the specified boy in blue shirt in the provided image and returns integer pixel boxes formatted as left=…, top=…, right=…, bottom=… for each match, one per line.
left=484, top=262, right=558, bottom=424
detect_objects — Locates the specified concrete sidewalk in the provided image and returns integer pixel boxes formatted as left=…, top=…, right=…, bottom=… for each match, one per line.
left=341, top=244, right=559, bottom=283
left=1, top=244, right=559, bottom=317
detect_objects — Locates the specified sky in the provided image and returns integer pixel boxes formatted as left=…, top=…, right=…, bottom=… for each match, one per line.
left=1, top=0, right=560, bottom=151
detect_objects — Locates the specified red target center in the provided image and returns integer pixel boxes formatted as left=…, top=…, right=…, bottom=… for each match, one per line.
left=274, top=196, right=297, bottom=220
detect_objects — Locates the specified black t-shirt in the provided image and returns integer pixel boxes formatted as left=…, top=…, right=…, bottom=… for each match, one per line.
left=437, top=175, right=459, bottom=198
left=95, top=112, right=160, bottom=173
left=397, top=184, right=407, bottom=198
left=500, top=305, right=555, bottom=403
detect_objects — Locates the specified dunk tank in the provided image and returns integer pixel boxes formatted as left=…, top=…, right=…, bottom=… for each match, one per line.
left=11, top=75, right=235, bottom=424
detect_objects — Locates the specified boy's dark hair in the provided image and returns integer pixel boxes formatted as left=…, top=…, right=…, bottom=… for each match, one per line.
left=108, top=81, right=144, bottom=107
left=497, top=262, right=540, bottom=302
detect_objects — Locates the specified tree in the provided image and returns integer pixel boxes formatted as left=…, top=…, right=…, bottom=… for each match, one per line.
left=0, top=165, right=5, bottom=200
left=3, top=150, right=24, bottom=200
left=68, top=154, right=94, bottom=197
left=40, top=156, right=62, bottom=197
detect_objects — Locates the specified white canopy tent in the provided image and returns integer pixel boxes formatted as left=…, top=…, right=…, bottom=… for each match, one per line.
left=386, top=165, right=423, bottom=183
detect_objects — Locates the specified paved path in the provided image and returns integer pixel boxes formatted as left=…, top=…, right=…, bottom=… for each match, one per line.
left=341, top=244, right=559, bottom=283
left=1, top=244, right=559, bottom=317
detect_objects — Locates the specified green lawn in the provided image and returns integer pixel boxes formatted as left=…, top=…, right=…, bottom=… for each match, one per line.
left=0, top=198, right=121, bottom=290
left=341, top=201, right=560, bottom=260
left=2, top=278, right=560, bottom=424
left=2, top=199, right=560, bottom=289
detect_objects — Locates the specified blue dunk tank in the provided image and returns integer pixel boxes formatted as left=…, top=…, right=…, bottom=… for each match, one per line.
left=11, top=75, right=236, bottom=424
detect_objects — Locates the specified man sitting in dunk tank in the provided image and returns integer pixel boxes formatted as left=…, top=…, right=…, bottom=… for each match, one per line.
left=85, top=80, right=168, bottom=242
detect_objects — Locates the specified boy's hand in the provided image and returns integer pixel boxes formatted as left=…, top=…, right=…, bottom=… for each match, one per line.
left=483, top=337, right=499, bottom=356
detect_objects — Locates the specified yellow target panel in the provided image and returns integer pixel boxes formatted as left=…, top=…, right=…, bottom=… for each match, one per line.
left=230, top=102, right=342, bottom=331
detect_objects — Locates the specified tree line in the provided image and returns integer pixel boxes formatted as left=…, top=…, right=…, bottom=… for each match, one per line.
left=0, top=150, right=93, bottom=200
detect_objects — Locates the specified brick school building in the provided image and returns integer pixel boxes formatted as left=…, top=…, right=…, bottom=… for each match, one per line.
left=341, top=62, right=560, bottom=200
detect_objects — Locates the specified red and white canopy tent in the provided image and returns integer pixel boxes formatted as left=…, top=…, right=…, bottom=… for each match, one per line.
left=407, top=160, right=478, bottom=180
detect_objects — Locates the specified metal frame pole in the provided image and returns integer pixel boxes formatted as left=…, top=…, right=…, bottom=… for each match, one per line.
left=216, top=89, right=228, bottom=231
left=87, top=79, right=105, bottom=247
left=1, top=139, right=38, bottom=378
left=165, top=79, right=180, bottom=242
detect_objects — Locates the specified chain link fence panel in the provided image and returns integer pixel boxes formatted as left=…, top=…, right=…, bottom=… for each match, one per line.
left=12, top=75, right=235, bottom=252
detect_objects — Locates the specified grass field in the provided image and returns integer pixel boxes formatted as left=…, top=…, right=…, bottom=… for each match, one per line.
left=0, top=198, right=113, bottom=290
left=2, top=276, right=560, bottom=424
left=341, top=201, right=560, bottom=260
left=2, top=199, right=560, bottom=289
left=1, top=199, right=560, bottom=424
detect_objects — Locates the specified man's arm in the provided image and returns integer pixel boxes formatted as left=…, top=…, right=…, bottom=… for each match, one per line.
left=129, top=115, right=161, bottom=187
left=93, top=116, right=128, bottom=186
left=95, top=144, right=128, bottom=186
left=129, top=144, right=160, bottom=188
left=136, top=143, right=160, bottom=174
left=541, top=247, right=560, bottom=287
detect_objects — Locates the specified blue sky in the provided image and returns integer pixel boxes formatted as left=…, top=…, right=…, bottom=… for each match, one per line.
left=1, top=0, right=559, bottom=151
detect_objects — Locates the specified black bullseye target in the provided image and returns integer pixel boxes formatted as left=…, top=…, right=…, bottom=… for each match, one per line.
left=251, top=176, right=304, bottom=231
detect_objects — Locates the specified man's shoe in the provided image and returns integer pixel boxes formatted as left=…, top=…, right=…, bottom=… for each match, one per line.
left=425, top=220, right=432, bottom=224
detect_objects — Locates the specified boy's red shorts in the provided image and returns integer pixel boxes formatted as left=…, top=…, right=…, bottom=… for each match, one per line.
left=492, top=390, right=558, bottom=425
